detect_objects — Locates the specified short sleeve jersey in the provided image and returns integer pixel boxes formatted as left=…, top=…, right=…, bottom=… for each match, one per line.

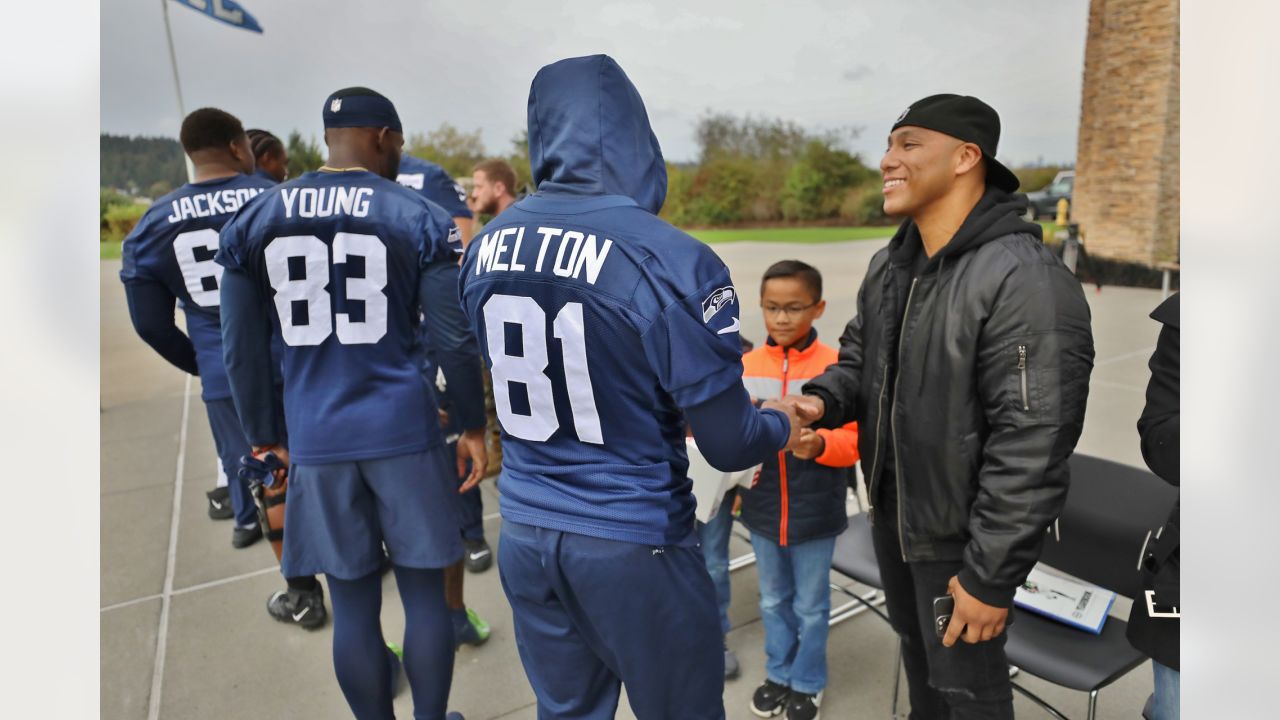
left=120, top=174, right=274, bottom=400
left=458, top=195, right=744, bottom=545
left=396, top=155, right=472, bottom=219
left=216, top=169, right=462, bottom=464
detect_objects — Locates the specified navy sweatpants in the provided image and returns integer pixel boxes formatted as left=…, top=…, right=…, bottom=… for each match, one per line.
left=498, top=520, right=725, bottom=720
left=204, top=397, right=256, bottom=527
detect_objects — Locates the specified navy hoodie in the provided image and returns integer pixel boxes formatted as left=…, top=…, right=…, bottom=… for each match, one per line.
left=459, top=55, right=788, bottom=545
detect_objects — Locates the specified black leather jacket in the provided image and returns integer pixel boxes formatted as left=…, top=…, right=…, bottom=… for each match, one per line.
left=805, top=188, right=1095, bottom=607
left=1127, top=293, right=1179, bottom=669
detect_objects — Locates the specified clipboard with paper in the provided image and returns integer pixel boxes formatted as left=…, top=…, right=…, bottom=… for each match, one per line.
left=686, top=437, right=759, bottom=523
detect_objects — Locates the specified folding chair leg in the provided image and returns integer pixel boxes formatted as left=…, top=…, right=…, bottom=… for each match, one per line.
left=1087, top=689, right=1099, bottom=720
left=1011, top=680, right=1071, bottom=720
left=891, top=640, right=902, bottom=718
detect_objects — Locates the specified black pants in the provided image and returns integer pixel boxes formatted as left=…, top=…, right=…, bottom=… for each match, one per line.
left=871, top=511, right=1014, bottom=719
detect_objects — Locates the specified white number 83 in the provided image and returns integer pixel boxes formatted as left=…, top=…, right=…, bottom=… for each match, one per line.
left=264, top=232, right=388, bottom=346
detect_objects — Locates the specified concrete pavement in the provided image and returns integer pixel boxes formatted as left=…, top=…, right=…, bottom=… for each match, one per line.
left=101, top=236, right=1163, bottom=719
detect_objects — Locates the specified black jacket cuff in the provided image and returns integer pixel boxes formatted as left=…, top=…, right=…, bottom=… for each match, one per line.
left=957, top=566, right=1016, bottom=609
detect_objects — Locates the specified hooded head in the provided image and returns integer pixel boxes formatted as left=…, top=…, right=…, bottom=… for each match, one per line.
left=526, top=55, right=667, bottom=214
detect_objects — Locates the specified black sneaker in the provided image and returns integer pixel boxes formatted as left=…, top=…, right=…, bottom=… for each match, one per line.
left=785, top=690, right=822, bottom=720
left=206, top=486, right=233, bottom=520
left=751, top=680, right=790, bottom=718
left=464, top=538, right=493, bottom=573
left=232, top=524, right=263, bottom=549
left=266, top=585, right=328, bottom=630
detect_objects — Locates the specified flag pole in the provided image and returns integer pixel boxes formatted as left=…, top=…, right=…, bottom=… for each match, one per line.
left=160, top=0, right=195, bottom=182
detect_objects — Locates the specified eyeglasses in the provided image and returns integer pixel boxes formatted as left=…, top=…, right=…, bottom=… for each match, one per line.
left=761, top=302, right=818, bottom=319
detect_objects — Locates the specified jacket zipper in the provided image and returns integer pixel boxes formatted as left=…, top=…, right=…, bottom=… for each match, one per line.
left=890, top=277, right=920, bottom=561
left=778, top=349, right=790, bottom=547
left=1017, top=345, right=1029, bottom=411
left=867, top=364, right=890, bottom=524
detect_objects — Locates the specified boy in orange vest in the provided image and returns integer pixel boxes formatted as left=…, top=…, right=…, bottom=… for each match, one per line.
left=739, top=260, right=859, bottom=720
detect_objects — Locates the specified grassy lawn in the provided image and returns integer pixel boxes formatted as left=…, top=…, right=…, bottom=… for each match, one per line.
left=99, top=223, right=1064, bottom=259
left=687, top=222, right=1063, bottom=245
left=686, top=226, right=895, bottom=244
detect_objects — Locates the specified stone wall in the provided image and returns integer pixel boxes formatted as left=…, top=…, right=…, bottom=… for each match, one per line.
left=1073, top=0, right=1180, bottom=265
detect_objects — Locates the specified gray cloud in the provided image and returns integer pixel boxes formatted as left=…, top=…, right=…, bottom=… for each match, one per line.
left=842, top=65, right=873, bottom=82
left=101, top=0, right=1088, bottom=165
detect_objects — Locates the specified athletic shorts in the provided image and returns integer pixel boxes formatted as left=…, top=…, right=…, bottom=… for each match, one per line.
left=280, top=446, right=464, bottom=580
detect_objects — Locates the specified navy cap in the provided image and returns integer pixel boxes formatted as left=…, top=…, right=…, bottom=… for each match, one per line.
left=322, top=87, right=402, bottom=133
left=892, top=94, right=1019, bottom=193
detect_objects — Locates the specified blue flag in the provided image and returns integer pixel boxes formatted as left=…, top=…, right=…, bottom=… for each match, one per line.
left=171, top=0, right=263, bottom=33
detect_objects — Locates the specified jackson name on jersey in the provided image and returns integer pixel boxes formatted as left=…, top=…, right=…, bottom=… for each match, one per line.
left=165, top=186, right=265, bottom=223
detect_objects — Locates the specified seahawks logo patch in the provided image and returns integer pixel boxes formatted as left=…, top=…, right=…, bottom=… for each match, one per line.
left=702, top=286, right=737, bottom=323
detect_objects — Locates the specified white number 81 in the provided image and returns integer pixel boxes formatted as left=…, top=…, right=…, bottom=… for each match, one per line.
left=483, top=294, right=603, bottom=444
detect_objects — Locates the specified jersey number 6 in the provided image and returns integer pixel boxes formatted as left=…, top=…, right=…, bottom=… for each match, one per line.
left=483, top=294, right=603, bottom=445
left=264, top=233, right=388, bottom=346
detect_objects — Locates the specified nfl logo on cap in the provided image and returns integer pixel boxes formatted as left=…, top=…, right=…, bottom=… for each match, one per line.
left=330, top=98, right=342, bottom=113
left=897, top=106, right=910, bottom=123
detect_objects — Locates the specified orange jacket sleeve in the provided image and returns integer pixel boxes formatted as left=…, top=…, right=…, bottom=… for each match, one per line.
left=814, top=421, right=859, bottom=467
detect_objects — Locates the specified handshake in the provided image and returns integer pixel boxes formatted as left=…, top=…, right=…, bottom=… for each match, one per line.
left=760, top=395, right=827, bottom=460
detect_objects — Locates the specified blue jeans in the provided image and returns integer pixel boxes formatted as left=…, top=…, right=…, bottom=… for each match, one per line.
left=697, top=492, right=736, bottom=637
left=750, top=532, right=837, bottom=695
left=1151, top=661, right=1179, bottom=720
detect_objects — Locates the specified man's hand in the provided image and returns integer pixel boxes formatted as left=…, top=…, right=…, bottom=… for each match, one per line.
left=251, top=444, right=289, bottom=483
left=790, top=428, right=826, bottom=460
left=942, top=575, right=1010, bottom=647
left=456, top=428, right=488, bottom=493
left=761, top=398, right=803, bottom=450
left=790, top=394, right=826, bottom=426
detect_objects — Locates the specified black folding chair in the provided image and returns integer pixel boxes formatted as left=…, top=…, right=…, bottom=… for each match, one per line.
left=829, top=512, right=903, bottom=715
left=1006, top=454, right=1178, bottom=720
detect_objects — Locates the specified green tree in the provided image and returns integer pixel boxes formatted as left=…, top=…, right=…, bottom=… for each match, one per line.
left=100, top=134, right=186, bottom=193
left=781, top=140, right=874, bottom=221
left=147, top=180, right=173, bottom=199
left=406, top=124, right=487, bottom=179
left=507, top=129, right=533, bottom=194
left=286, top=131, right=324, bottom=177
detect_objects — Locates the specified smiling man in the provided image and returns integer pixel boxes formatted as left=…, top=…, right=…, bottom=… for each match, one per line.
left=789, top=94, right=1095, bottom=719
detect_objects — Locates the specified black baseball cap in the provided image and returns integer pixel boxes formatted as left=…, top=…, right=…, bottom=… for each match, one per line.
left=891, top=94, right=1019, bottom=193
left=323, top=87, right=402, bottom=133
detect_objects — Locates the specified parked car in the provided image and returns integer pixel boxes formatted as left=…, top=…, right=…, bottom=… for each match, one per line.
left=1023, top=170, right=1074, bottom=221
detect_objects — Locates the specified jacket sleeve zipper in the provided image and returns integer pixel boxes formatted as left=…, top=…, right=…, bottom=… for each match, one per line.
left=1017, top=344, right=1029, bottom=411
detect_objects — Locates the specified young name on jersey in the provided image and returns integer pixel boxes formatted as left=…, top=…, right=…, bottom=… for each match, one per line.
left=279, top=186, right=375, bottom=219
left=166, top=187, right=265, bottom=223
left=471, top=226, right=614, bottom=286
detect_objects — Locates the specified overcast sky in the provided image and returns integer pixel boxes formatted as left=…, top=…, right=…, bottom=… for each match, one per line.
left=102, top=0, right=1088, bottom=166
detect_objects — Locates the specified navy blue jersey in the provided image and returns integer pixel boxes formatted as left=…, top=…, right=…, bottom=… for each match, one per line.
left=216, top=169, right=463, bottom=464
left=120, top=174, right=274, bottom=400
left=460, top=56, right=768, bottom=546
left=460, top=199, right=744, bottom=546
left=397, top=155, right=472, bottom=219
